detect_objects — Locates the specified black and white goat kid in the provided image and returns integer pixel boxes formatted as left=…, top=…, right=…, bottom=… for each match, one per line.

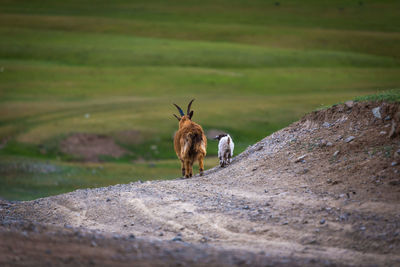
left=214, top=134, right=234, bottom=167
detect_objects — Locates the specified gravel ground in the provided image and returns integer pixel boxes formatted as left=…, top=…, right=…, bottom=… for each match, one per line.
left=1, top=101, right=400, bottom=266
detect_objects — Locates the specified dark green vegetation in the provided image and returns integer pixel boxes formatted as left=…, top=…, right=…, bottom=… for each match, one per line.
left=354, top=89, right=400, bottom=103
left=1, top=0, right=399, bottom=200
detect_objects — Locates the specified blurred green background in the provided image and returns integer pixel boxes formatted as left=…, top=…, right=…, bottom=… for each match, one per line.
left=1, top=0, right=399, bottom=200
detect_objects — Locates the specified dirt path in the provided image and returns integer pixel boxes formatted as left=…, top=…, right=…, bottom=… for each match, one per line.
left=1, top=101, right=400, bottom=266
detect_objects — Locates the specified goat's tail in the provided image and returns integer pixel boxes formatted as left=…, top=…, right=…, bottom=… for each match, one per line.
left=182, top=132, right=205, bottom=158
left=182, top=133, right=193, bottom=159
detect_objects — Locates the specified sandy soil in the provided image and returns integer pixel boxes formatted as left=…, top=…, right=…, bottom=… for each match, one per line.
left=1, top=101, right=400, bottom=266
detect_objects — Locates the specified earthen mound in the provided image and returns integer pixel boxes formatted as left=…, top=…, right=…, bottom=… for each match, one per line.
left=2, top=101, right=400, bottom=266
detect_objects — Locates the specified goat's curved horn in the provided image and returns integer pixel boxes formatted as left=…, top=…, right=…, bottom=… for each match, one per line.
left=187, top=99, right=195, bottom=115
left=173, top=103, right=185, bottom=116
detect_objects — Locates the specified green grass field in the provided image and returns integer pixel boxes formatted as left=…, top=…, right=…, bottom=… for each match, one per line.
left=1, top=0, right=400, bottom=200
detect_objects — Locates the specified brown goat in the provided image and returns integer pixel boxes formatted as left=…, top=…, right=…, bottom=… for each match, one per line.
left=173, top=99, right=207, bottom=178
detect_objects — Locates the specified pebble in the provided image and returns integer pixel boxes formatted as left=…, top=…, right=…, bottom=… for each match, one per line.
left=294, top=154, right=307, bottom=163
left=200, top=237, right=208, bottom=243
left=172, top=236, right=183, bottom=242
left=340, top=214, right=349, bottom=221
left=320, top=219, right=326, bottom=225
left=380, top=131, right=387, bottom=135
left=384, top=115, right=391, bottom=121
left=391, top=162, right=398, bottom=167
left=128, top=234, right=135, bottom=240
left=282, top=221, right=289, bottom=225
left=345, top=136, right=355, bottom=143
left=322, top=122, right=332, bottom=128
left=389, top=121, right=398, bottom=138
left=345, top=101, right=354, bottom=108
left=372, top=107, right=382, bottom=119
left=333, top=151, right=340, bottom=157
left=113, top=234, right=121, bottom=239
left=326, top=142, right=333, bottom=147
left=106, top=198, right=111, bottom=202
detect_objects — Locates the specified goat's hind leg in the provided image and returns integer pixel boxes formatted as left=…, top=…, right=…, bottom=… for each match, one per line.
left=219, top=156, right=224, bottom=167
left=224, top=151, right=230, bottom=166
left=189, top=159, right=194, bottom=177
left=184, top=160, right=194, bottom=178
left=183, top=160, right=191, bottom=178
left=183, top=161, right=188, bottom=178
left=180, top=160, right=185, bottom=177
left=198, top=156, right=205, bottom=176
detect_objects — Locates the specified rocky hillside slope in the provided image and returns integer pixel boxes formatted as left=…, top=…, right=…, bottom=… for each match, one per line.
left=1, top=101, right=400, bottom=266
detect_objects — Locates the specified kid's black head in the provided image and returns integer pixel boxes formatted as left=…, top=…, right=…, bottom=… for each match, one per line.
left=213, top=134, right=227, bottom=141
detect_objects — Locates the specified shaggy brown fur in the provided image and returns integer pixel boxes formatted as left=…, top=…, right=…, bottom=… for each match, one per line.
left=173, top=100, right=207, bottom=178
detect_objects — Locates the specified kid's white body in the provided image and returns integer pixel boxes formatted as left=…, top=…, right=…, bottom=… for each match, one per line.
left=218, top=134, right=234, bottom=167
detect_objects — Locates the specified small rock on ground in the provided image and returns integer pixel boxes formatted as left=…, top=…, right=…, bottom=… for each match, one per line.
left=372, top=107, right=382, bottom=119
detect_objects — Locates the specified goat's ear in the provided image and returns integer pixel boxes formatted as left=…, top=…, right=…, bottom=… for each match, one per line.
left=188, top=110, right=194, bottom=119
left=173, top=114, right=181, bottom=121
